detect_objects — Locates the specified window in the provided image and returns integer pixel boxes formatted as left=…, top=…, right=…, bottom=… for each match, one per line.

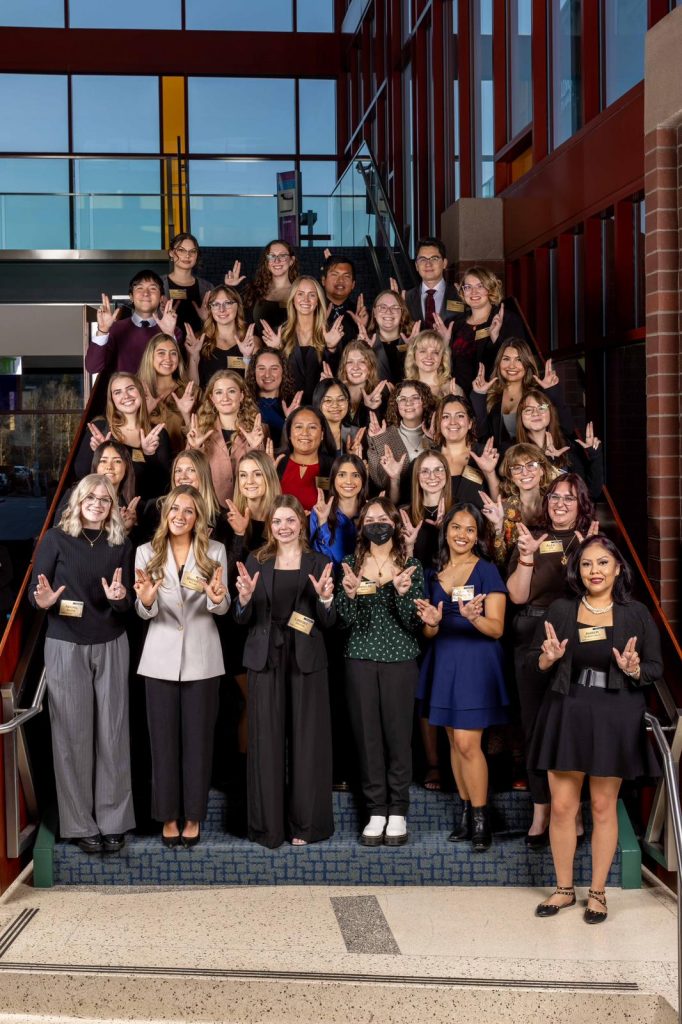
left=0, top=159, right=69, bottom=248
left=0, top=74, right=68, bottom=152
left=185, top=0, right=292, bottom=31
left=189, top=159, right=294, bottom=246
left=300, top=159, right=337, bottom=238
left=551, top=0, right=581, bottom=148
left=602, top=0, right=647, bottom=106
left=299, top=80, right=336, bottom=155
left=188, top=78, right=296, bottom=154
left=0, top=0, right=63, bottom=26
left=73, top=160, right=161, bottom=249
left=297, top=0, right=333, bottom=31
left=472, top=0, right=494, bottom=196
left=68, top=0, right=180, bottom=28
left=72, top=76, right=159, bottom=153
left=508, top=0, right=532, bottom=138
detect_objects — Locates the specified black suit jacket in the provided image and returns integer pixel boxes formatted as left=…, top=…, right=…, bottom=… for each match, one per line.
left=233, top=550, right=335, bottom=673
left=405, top=283, right=466, bottom=325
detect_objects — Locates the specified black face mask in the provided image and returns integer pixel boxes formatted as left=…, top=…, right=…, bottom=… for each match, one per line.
left=363, top=522, right=395, bottom=545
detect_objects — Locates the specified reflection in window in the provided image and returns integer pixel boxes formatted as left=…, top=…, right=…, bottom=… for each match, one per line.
left=72, top=77, right=159, bottom=153
left=551, top=0, right=581, bottom=149
left=69, top=0, right=180, bottom=28
left=603, top=0, right=646, bottom=106
left=0, top=159, right=70, bottom=248
left=297, top=0, right=333, bottom=31
left=0, top=0, right=63, bottom=26
left=189, top=159, right=293, bottom=246
left=185, top=0, right=292, bottom=30
left=299, top=80, right=336, bottom=155
left=472, top=0, right=494, bottom=196
left=188, top=79, right=295, bottom=155
left=508, top=0, right=532, bottom=138
left=0, top=75, right=68, bottom=153
left=74, top=160, right=161, bottom=249
left=300, top=160, right=337, bottom=239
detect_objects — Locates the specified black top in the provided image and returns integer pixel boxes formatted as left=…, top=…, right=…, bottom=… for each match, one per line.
left=571, top=624, right=613, bottom=677
left=287, top=346, right=322, bottom=405
left=167, top=275, right=203, bottom=335
left=449, top=303, right=526, bottom=397
left=199, top=346, right=247, bottom=390
left=272, top=568, right=299, bottom=622
left=252, top=297, right=288, bottom=333
left=74, top=417, right=172, bottom=501
left=507, top=527, right=576, bottom=609
left=370, top=337, right=407, bottom=384
left=29, top=528, right=133, bottom=644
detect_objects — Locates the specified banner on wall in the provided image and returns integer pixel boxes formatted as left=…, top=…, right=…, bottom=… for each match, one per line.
left=277, top=171, right=301, bottom=246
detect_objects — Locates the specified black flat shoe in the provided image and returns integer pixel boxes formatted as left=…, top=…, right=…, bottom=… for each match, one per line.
left=75, top=835, right=103, bottom=854
left=181, top=827, right=200, bottom=848
left=102, top=833, right=125, bottom=853
left=448, top=801, right=471, bottom=843
left=535, top=886, right=576, bottom=917
left=525, top=827, right=550, bottom=849
left=584, top=888, right=608, bottom=924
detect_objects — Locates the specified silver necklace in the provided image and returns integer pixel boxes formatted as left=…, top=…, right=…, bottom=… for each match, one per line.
left=82, top=527, right=104, bottom=548
left=581, top=595, right=613, bottom=615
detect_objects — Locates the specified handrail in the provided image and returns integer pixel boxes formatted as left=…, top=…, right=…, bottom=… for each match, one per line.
left=645, top=712, right=682, bottom=1022
left=0, top=671, right=46, bottom=736
left=354, top=160, right=406, bottom=289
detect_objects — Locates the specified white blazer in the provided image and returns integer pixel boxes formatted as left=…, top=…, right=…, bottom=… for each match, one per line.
left=135, top=539, right=229, bottom=682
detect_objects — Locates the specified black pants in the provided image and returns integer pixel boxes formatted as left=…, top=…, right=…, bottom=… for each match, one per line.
left=513, top=614, right=551, bottom=805
left=145, top=676, right=220, bottom=822
left=346, top=658, right=418, bottom=817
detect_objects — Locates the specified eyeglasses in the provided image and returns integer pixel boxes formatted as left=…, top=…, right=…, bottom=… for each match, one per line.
left=461, top=283, right=487, bottom=294
left=509, top=461, right=541, bottom=476
left=397, top=395, right=421, bottom=405
left=322, top=397, right=348, bottom=407
left=174, top=247, right=198, bottom=257
left=419, top=467, right=446, bottom=478
left=523, top=403, right=550, bottom=413
left=416, top=255, right=443, bottom=266
left=210, top=301, right=237, bottom=311
left=83, top=494, right=112, bottom=506
left=548, top=493, right=577, bottom=505
left=374, top=303, right=401, bottom=314
left=266, top=253, right=290, bottom=263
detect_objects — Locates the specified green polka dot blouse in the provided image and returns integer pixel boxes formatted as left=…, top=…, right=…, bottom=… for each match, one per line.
left=335, top=555, right=424, bottom=662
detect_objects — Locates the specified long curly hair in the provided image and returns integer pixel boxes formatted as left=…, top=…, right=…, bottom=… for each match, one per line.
left=245, top=348, right=296, bottom=404
left=195, top=370, right=260, bottom=437
left=105, top=373, right=152, bottom=438
left=338, top=340, right=380, bottom=394
left=282, top=277, right=328, bottom=359
left=515, top=388, right=570, bottom=466
left=243, top=239, right=299, bottom=309
left=498, top=442, right=556, bottom=499
left=540, top=473, right=595, bottom=536
left=144, top=486, right=220, bottom=585
left=137, top=333, right=189, bottom=400
left=368, top=289, right=413, bottom=337
left=200, top=285, right=247, bottom=359
left=433, top=394, right=477, bottom=447
left=408, top=450, right=453, bottom=525
left=486, top=338, right=539, bottom=411
left=91, top=440, right=136, bottom=507
left=58, top=474, right=126, bottom=545
left=403, top=329, right=452, bottom=392
left=253, top=494, right=311, bottom=564
left=352, top=497, right=407, bottom=573
left=385, top=378, right=437, bottom=427
left=170, top=449, right=221, bottom=525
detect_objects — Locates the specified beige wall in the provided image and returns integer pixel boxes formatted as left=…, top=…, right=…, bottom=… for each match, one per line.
left=0, top=305, right=89, bottom=360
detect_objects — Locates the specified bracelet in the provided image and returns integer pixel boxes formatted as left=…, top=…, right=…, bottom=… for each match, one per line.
left=519, top=559, right=534, bottom=568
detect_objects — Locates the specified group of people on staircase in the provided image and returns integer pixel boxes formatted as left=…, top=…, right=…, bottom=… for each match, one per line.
left=29, top=233, right=662, bottom=924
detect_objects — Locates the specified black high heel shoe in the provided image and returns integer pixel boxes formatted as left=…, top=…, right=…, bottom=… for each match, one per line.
left=584, top=888, right=608, bottom=924
left=525, top=826, right=550, bottom=849
left=181, top=826, right=201, bottom=848
left=535, top=885, right=576, bottom=917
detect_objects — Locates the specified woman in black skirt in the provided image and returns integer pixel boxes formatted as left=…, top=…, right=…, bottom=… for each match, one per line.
left=527, top=536, right=661, bottom=923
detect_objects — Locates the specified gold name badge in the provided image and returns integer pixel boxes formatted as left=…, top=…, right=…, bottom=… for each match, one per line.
left=288, top=611, right=314, bottom=635
left=169, top=288, right=187, bottom=300
left=227, top=356, right=246, bottom=370
left=461, top=464, right=483, bottom=484
left=446, top=299, right=464, bottom=313
left=539, top=540, right=564, bottom=555
left=59, top=599, right=84, bottom=618
left=452, top=586, right=475, bottom=603
left=474, top=327, right=491, bottom=341
left=315, top=476, right=330, bottom=491
left=356, top=580, right=377, bottom=596
left=181, top=570, right=206, bottom=592
left=132, top=448, right=146, bottom=463
left=397, top=343, right=408, bottom=353
left=579, top=626, right=607, bottom=643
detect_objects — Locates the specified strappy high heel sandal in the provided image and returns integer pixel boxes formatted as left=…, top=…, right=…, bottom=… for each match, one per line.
left=535, top=885, right=576, bottom=918
left=584, top=888, right=608, bottom=924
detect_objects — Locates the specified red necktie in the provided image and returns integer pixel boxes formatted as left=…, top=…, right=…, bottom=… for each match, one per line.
left=424, top=289, right=436, bottom=328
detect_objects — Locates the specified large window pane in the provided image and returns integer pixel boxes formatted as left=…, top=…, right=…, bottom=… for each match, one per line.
left=603, top=0, right=646, bottom=106
left=69, top=0, right=181, bottom=28
left=508, top=0, right=532, bottom=137
left=551, top=0, right=581, bottom=148
left=72, top=77, right=159, bottom=153
left=0, top=75, right=68, bottom=152
left=472, top=0, right=494, bottom=196
left=0, top=159, right=70, bottom=248
left=74, top=160, right=161, bottom=249
left=189, top=159, right=292, bottom=246
left=297, top=0, right=333, bottom=31
left=185, top=0, right=292, bottom=30
left=300, top=160, right=337, bottom=241
left=0, top=0, right=63, bottom=26
left=299, top=80, right=336, bottom=155
left=188, top=79, right=295, bottom=155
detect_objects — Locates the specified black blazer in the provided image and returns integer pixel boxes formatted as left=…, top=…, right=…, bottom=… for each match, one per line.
left=525, top=597, right=663, bottom=695
left=470, top=382, right=574, bottom=453
left=233, top=550, right=336, bottom=673
left=405, top=282, right=466, bottom=325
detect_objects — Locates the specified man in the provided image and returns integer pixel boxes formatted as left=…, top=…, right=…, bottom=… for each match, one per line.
left=404, top=238, right=465, bottom=329
left=320, top=255, right=368, bottom=373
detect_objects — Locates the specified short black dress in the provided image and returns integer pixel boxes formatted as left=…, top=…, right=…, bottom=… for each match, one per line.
left=528, top=625, right=659, bottom=780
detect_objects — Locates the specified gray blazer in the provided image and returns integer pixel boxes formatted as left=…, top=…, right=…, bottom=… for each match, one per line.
left=135, top=539, right=229, bottom=681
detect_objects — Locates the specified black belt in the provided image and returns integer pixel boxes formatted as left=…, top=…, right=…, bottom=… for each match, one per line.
left=521, top=605, right=547, bottom=618
left=575, top=668, right=608, bottom=689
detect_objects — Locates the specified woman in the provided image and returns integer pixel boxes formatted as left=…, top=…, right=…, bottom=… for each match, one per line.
left=336, top=498, right=424, bottom=846
left=245, top=348, right=300, bottom=448
left=480, top=442, right=556, bottom=567
left=244, top=238, right=299, bottom=331
left=192, top=285, right=257, bottom=390
left=138, top=333, right=197, bottom=453
left=276, top=406, right=335, bottom=513
left=162, top=231, right=214, bottom=337
left=515, top=389, right=604, bottom=500
left=233, top=495, right=336, bottom=849
left=309, top=454, right=368, bottom=569
left=135, top=485, right=229, bottom=848
left=141, top=449, right=228, bottom=545
left=186, top=370, right=265, bottom=506
left=312, top=378, right=365, bottom=458
left=58, top=441, right=138, bottom=533
left=367, top=379, right=437, bottom=503
left=338, top=340, right=388, bottom=430
left=30, top=474, right=135, bottom=853
left=506, top=475, right=598, bottom=846
left=75, top=373, right=172, bottom=500
left=416, top=504, right=508, bottom=850
left=527, top=536, right=661, bottom=922
left=404, top=329, right=461, bottom=399
left=361, top=290, right=415, bottom=382
left=433, top=394, right=500, bottom=509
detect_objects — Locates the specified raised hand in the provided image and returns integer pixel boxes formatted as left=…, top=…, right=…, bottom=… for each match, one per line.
left=472, top=362, right=498, bottom=395
left=516, top=522, right=548, bottom=559
left=309, top=561, right=335, bottom=601
left=192, top=294, right=211, bottom=324
left=393, top=564, right=417, bottom=596
left=362, top=380, right=387, bottom=410
left=368, top=411, right=387, bottom=439
left=345, top=427, right=366, bottom=458
left=142, top=382, right=167, bottom=414
left=399, top=508, right=422, bottom=552
left=424, top=496, right=446, bottom=527
left=422, top=412, right=437, bottom=441
left=355, top=324, right=372, bottom=345
left=354, top=293, right=369, bottom=328
left=260, top=321, right=283, bottom=350
left=171, top=380, right=197, bottom=421
left=533, top=357, right=560, bottom=390
left=459, top=592, right=486, bottom=622
left=184, top=325, right=205, bottom=362
left=134, top=568, right=162, bottom=609
left=574, top=520, right=600, bottom=544
left=88, top=421, right=112, bottom=452
left=490, top=302, right=504, bottom=344
left=380, top=445, right=406, bottom=481
left=415, top=598, right=443, bottom=627
left=389, top=277, right=407, bottom=300
left=120, top=495, right=141, bottom=533
left=186, top=413, right=213, bottom=450
left=237, top=323, right=257, bottom=359
left=575, top=421, right=601, bottom=451
left=282, top=390, right=304, bottom=417
left=433, top=312, right=454, bottom=343
left=33, top=573, right=65, bottom=610
left=225, top=498, right=250, bottom=536
left=102, top=567, right=126, bottom=602
left=341, top=561, right=361, bottom=599
left=478, top=492, right=504, bottom=533
left=613, top=636, right=640, bottom=679
left=320, top=362, right=334, bottom=380
left=469, top=437, right=499, bottom=475
left=323, top=248, right=332, bottom=261
left=235, top=560, right=260, bottom=605
left=156, top=299, right=179, bottom=336
left=401, top=320, right=421, bottom=344
left=544, top=431, right=570, bottom=459
left=139, top=423, right=165, bottom=456
left=323, top=317, right=345, bottom=352
left=96, top=293, right=120, bottom=335
left=446, top=377, right=463, bottom=397
left=204, top=565, right=228, bottom=604
left=540, top=620, right=569, bottom=666
left=313, top=487, right=335, bottom=527
left=224, top=260, right=245, bottom=288
left=238, top=413, right=264, bottom=450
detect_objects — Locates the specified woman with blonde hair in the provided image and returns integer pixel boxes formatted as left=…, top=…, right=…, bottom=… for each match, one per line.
left=135, top=485, right=229, bottom=848
left=138, top=333, right=197, bottom=454
left=30, top=473, right=135, bottom=854
left=186, top=370, right=265, bottom=506
left=191, top=285, right=257, bottom=390
left=141, top=449, right=227, bottom=543
left=404, top=329, right=461, bottom=399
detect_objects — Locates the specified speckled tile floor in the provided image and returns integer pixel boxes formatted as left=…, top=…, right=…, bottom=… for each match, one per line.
left=0, top=872, right=676, bottom=1022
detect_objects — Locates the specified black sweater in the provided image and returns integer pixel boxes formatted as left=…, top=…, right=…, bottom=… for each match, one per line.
left=29, top=528, right=133, bottom=644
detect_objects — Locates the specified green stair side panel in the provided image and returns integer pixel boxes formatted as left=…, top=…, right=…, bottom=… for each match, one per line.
left=617, top=798, right=641, bottom=890
left=33, top=805, right=58, bottom=889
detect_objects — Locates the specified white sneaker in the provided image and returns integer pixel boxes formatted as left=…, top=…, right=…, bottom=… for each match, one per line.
left=360, top=815, right=387, bottom=846
left=384, top=815, right=408, bottom=846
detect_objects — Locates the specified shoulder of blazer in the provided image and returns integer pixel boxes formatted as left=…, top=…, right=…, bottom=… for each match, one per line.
left=207, top=539, right=227, bottom=559
left=136, top=542, right=154, bottom=563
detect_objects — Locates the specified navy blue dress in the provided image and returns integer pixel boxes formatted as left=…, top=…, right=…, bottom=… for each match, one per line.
left=417, top=560, right=509, bottom=729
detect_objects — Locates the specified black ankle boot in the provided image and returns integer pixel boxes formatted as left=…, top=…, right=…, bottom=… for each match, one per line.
left=448, top=801, right=471, bottom=843
left=471, top=805, right=492, bottom=852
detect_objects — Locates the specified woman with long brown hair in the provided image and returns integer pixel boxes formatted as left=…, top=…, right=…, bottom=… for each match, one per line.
left=244, top=238, right=299, bottom=331
left=190, top=285, right=257, bottom=390
left=137, top=333, right=197, bottom=453
left=432, top=394, right=500, bottom=509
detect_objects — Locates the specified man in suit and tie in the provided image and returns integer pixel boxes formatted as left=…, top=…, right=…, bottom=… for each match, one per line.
left=405, top=237, right=466, bottom=329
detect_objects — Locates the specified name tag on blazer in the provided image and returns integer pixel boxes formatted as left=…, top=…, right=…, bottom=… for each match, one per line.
left=474, top=327, right=491, bottom=341
left=227, top=356, right=246, bottom=370
left=132, top=448, right=146, bottom=463
left=356, top=580, right=377, bottom=596
left=539, top=540, right=564, bottom=555
left=446, top=299, right=464, bottom=313
left=452, top=586, right=475, bottom=603
left=59, top=599, right=84, bottom=618
left=181, top=570, right=206, bottom=592
left=288, top=611, right=315, bottom=635
left=169, top=288, right=187, bottom=300
left=461, top=464, right=483, bottom=484
left=579, top=626, right=607, bottom=643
